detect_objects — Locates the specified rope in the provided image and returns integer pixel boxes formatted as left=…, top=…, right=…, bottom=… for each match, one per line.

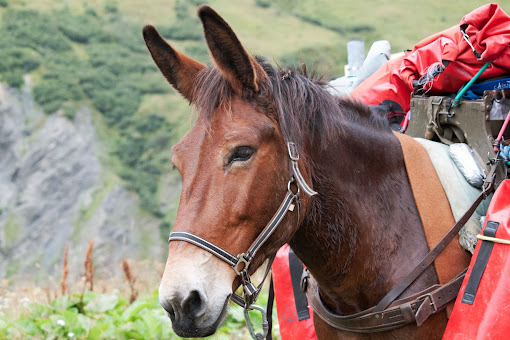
left=477, top=234, right=510, bottom=245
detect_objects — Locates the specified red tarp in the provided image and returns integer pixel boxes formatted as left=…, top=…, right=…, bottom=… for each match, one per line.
left=350, top=3, right=510, bottom=113
left=273, top=245, right=317, bottom=340
left=443, top=180, right=510, bottom=339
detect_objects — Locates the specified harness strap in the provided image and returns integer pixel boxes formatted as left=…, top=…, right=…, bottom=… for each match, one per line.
left=307, top=269, right=466, bottom=333
left=266, top=276, right=275, bottom=340
left=461, top=221, right=500, bottom=305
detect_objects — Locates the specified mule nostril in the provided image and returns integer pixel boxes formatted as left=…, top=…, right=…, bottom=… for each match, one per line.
left=160, top=298, right=176, bottom=321
left=182, top=290, right=207, bottom=318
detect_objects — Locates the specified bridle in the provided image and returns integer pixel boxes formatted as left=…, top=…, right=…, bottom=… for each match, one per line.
left=168, top=142, right=317, bottom=340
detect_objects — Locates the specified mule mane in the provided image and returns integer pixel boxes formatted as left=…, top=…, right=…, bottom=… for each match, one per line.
left=192, top=57, right=390, bottom=150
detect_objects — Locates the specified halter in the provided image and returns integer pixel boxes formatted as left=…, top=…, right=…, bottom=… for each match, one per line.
left=168, top=142, right=317, bottom=339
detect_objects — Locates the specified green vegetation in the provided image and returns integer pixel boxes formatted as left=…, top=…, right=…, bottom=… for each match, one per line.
left=115, top=114, right=174, bottom=215
left=0, top=289, right=277, bottom=339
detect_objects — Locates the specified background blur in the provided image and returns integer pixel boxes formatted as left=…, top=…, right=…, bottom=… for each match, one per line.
left=0, top=0, right=503, bottom=338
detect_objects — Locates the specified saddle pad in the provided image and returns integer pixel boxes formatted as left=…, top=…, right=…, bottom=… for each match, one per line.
left=394, top=132, right=471, bottom=315
left=414, top=138, right=491, bottom=253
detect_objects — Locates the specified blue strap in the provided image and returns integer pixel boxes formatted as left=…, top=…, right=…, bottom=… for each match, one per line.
left=461, top=78, right=510, bottom=99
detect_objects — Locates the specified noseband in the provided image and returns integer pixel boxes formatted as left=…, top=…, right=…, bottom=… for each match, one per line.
left=168, top=142, right=316, bottom=339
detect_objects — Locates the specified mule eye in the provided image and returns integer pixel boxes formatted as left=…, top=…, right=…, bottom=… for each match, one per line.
left=229, top=146, right=254, bottom=165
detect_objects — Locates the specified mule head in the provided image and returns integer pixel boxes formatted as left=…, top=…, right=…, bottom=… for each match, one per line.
left=143, top=5, right=303, bottom=337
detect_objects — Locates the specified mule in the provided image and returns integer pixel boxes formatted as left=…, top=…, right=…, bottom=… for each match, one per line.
left=143, top=5, right=469, bottom=339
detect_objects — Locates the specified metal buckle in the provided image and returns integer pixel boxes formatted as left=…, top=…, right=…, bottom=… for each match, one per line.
left=431, top=97, right=443, bottom=106
left=419, top=293, right=437, bottom=312
left=287, top=142, right=299, bottom=161
left=232, top=253, right=250, bottom=276
left=287, top=178, right=300, bottom=196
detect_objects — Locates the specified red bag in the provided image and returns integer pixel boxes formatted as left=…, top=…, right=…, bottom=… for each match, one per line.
left=350, top=3, right=510, bottom=113
left=272, top=244, right=318, bottom=340
left=443, top=179, right=510, bottom=339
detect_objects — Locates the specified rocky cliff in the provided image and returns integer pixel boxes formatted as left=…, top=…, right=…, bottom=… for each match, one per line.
left=0, top=80, right=165, bottom=283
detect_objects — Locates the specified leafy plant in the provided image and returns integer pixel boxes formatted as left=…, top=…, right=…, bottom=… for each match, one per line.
left=0, top=288, right=278, bottom=339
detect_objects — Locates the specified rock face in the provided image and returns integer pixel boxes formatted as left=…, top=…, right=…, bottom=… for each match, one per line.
left=0, top=83, right=164, bottom=282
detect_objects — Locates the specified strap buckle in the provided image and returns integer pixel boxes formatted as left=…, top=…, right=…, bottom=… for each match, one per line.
left=418, top=293, right=437, bottom=312
left=232, top=253, right=251, bottom=275
left=287, top=142, right=299, bottom=161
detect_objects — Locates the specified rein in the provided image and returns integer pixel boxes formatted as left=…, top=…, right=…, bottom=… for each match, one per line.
left=304, top=161, right=499, bottom=333
left=168, top=142, right=316, bottom=340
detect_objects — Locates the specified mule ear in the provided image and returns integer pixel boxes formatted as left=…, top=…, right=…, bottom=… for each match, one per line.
left=197, top=5, right=268, bottom=92
left=143, top=25, right=206, bottom=102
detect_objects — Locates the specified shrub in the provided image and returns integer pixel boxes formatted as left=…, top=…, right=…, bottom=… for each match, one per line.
left=1, top=70, right=24, bottom=89
left=189, top=0, right=208, bottom=5
left=4, top=9, right=71, bottom=52
left=33, top=78, right=81, bottom=114
left=56, top=10, right=101, bottom=44
left=104, top=1, right=118, bottom=14
left=174, top=0, right=189, bottom=20
left=0, top=47, right=41, bottom=73
left=157, top=19, right=203, bottom=41
left=255, top=0, right=271, bottom=8
left=114, top=113, right=174, bottom=216
left=184, top=43, right=210, bottom=64
left=134, top=114, right=167, bottom=134
left=62, top=102, right=77, bottom=120
left=158, top=219, right=172, bottom=242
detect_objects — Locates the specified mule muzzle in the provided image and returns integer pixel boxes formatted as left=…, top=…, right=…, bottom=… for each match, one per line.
left=160, top=290, right=229, bottom=337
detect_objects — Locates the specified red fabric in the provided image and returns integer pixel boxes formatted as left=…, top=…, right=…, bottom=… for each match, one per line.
left=350, top=3, right=510, bottom=113
left=443, top=180, right=510, bottom=339
left=272, top=244, right=317, bottom=340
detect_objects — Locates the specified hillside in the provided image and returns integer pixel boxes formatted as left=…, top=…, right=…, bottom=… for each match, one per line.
left=0, top=0, right=496, bottom=283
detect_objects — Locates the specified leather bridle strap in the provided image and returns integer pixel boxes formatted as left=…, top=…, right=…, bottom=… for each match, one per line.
left=288, top=142, right=317, bottom=196
left=168, top=190, right=295, bottom=272
left=169, top=231, right=238, bottom=267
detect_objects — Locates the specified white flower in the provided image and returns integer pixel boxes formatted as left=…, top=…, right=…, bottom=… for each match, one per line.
left=57, top=319, right=66, bottom=326
left=68, top=332, right=75, bottom=338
